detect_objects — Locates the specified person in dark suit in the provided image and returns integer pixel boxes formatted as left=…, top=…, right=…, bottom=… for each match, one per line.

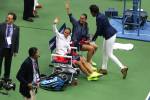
left=16, top=47, right=40, bottom=100
left=23, top=0, right=34, bottom=22
left=0, top=12, right=20, bottom=80
left=89, top=5, right=128, bottom=79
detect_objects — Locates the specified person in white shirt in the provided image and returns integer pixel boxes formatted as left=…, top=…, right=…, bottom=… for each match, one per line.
left=53, top=19, right=71, bottom=55
left=53, top=17, right=102, bottom=81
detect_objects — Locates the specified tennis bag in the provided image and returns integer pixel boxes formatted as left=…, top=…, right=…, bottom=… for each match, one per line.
left=40, top=65, right=80, bottom=91
left=40, top=74, right=66, bottom=91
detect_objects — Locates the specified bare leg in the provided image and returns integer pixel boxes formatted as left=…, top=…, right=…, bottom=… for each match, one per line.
left=90, top=42, right=98, bottom=52
left=75, top=60, right=91, bottom=76
left=80, top=57, right=94, bottom=74
left=81, top=44, right=95, bottom=63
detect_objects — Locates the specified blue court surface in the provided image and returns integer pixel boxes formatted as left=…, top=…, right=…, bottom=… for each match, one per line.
left=110, top=18, right=150, bottom=42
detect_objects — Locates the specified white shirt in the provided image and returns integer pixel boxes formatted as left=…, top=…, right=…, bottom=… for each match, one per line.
left=5, top=24, right=13, bottom=47
left=53, top=24, right=71, bottom=55
left=30, top=57, right=40, bottom=84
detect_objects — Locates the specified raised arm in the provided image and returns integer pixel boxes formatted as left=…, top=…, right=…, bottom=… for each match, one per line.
left=52, top=17, right=60, bottom=35
left=65, top=0, right=70, bottom=15
left=65, top=0, right=78, bottom=25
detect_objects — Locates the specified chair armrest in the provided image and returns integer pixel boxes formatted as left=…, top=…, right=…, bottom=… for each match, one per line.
left=51, top=54, right=72, bottom=65
left=70, top=47, right=77, bottom=50
left=51, top=54, right=72, bottom=59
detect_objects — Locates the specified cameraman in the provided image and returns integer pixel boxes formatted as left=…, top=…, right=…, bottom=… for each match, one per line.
left=16, top=47, right=40, bottom=100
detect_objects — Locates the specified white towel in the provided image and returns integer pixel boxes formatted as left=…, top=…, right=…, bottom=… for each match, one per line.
left=113, top=43, right=134, bottom=51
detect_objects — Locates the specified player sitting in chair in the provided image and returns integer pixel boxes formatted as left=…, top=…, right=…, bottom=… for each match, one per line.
left=52, top=17, right=103, bottom=81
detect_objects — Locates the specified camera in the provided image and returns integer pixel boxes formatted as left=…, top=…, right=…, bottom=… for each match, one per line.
left=0, top=79, right=16, bottom=91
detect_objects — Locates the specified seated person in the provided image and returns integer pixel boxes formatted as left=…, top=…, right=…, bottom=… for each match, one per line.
left=52, top=17, right=102, bottom=81
left=65, top=1, right=97, bottom=66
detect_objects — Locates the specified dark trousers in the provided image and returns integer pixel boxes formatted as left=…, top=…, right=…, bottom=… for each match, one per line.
left=0, top=48, right=13, bottom=79
left=23, top=0, right=34, bottom=19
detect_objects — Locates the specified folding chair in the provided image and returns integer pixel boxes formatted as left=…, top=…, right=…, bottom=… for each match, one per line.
left=49, top=23, right=78, bottom=67
left=49, top=23, right=80, bottom=84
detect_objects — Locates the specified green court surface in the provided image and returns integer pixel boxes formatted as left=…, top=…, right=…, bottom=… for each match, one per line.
left=0, top=0, right=150, bottom=100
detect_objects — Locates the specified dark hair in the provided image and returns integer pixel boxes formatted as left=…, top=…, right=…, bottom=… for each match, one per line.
left=65, top=27, right=71, bottom=33
left=81, top=13, right=87, bottom=19
left=8, top=12, right=17, bottom=21
left=89, top=4, right=99, bottom=14
left=28, top=47, right=38, bottom=57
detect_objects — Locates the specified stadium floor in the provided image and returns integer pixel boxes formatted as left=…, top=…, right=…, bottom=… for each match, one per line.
left=0, top=0, right=150, bottom=100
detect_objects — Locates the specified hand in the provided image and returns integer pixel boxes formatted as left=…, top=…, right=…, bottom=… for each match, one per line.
left=36, top=83, right=40, bottom=88
left=53, top=17, right=60, bottom=24
left=65, top=0, right=70, bottom=9
left=65, top=0, right=70, bottom=14
left=90, top=41, right=96, bottom=45
left=90, top=41, right=98, bottom=50
left=67, top=49, right=71, bottom=54
left=28, top=83, right=32, bottom=89
left=32, top=83, right=39, bottom=89
left=84, top=41, right=90, bottom=44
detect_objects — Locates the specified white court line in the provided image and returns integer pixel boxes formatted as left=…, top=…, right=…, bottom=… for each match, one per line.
left=145, top=91, right=150, bottom=100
